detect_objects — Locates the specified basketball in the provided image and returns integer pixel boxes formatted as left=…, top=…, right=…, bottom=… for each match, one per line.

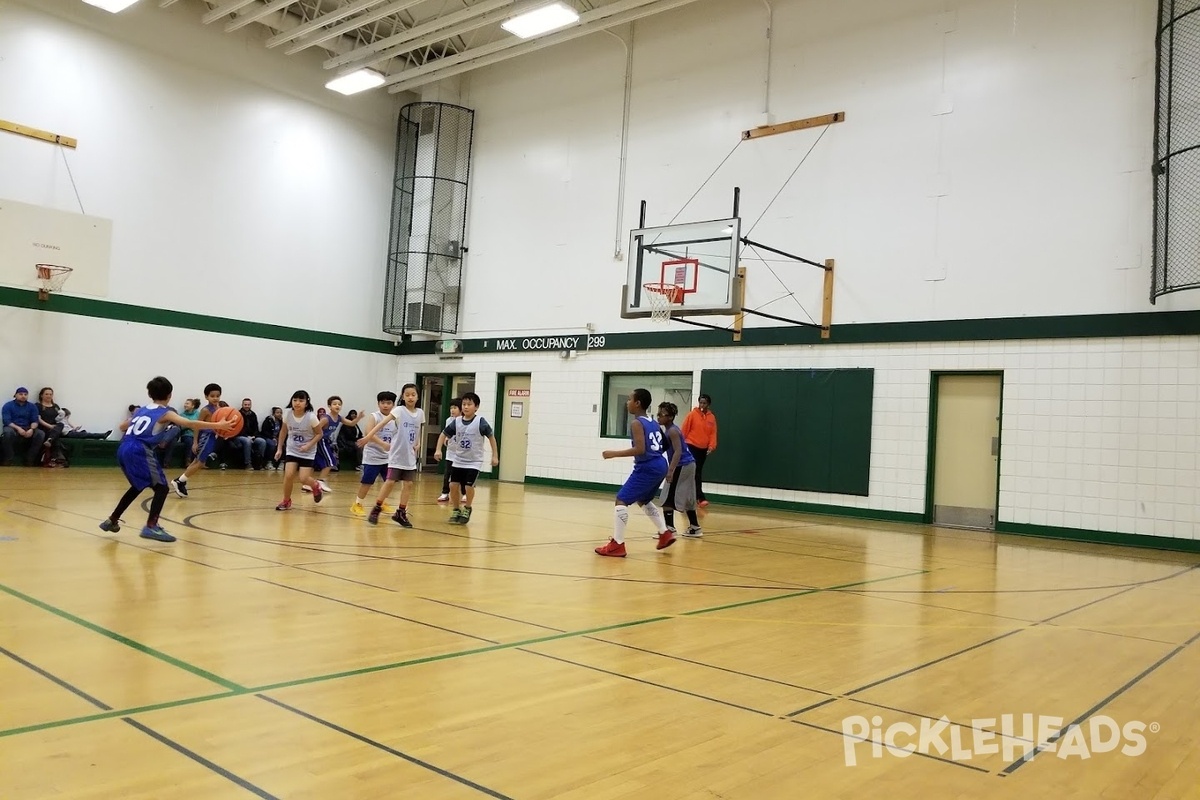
left=212, top=406, right=243, bottom=439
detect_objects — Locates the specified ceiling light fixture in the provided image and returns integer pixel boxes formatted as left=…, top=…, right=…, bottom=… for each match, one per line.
left=501, top=2, right=580, bottom=39
left=81, top=0, right=141, bottom=12
left=325, top=68, right=386, bottom=95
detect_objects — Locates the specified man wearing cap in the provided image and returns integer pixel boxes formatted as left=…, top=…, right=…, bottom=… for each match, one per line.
left=2, top=387, right=47, bottom=466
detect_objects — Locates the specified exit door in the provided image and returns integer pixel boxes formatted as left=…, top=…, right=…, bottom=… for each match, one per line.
left=929, top=373, right=1002, bottom=530
left=499, top=375, right=531, bottom=482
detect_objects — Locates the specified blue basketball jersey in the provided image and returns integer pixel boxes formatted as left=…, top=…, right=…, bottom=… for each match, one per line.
left=632, top=414, right=666, bottom=466
left=120, top=405, right=172, bottom=449
left=662, top=422, right=695, bottom=467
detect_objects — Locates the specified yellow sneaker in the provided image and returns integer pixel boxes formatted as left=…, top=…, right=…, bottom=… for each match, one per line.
left=381, top=503, right=396, bottom=515
left=350, top=501, right=366, bottom=516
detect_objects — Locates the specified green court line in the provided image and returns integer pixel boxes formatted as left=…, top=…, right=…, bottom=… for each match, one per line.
left=0, top=569, right=925, bottom=739
left=0, top=583, right=245, bottom=691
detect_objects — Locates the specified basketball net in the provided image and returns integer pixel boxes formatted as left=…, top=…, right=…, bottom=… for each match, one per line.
left=35, top=264, right=73, bottom=301
left=643, top=282, right=683, bottom=323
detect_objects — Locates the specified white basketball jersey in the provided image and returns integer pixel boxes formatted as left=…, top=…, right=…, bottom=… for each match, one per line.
left=362, top=410, right=395, bottom=466
left=386, top=406, right=425, bottom=469
left=284, top=410, right=319, bottom=458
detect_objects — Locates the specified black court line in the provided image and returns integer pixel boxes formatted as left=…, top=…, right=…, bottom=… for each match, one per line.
left=518, top=648, right=775, bottom=718
left=256, top=694, right=514, bottom=800
left=0, top=646, right=277, bottom=799
left=1001, top=628, right=1200, bottom=775
left=251, top=578, right=498, bottom=644
left=787, top=565, right=1200, bottom=718
left=788, top=718, right=990, bottom=774
left=9, top=510, right=218, bottom=570
left=419, top=595, right=566, bottom=632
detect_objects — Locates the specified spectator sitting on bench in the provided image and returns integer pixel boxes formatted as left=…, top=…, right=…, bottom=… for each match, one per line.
left=230, top=398, right=267, bottom=469
left=35, top=387, right=67, bottom=467
left=2, top=387, right=46, bottom=466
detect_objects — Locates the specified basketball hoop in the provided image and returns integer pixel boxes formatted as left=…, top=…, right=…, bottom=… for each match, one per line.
left=643, top=282, right=684, bottom=323
left=35, top=264, right=73, bottom=302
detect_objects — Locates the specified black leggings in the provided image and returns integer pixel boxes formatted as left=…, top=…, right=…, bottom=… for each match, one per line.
left=688, top=445, right=708, bottom=501
left=109, top=483, right=169, bottom=528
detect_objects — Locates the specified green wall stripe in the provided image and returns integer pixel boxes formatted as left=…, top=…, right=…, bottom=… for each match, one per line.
left=401, top=309, right=1200, bottom=355
left=525, top=477, right=1200, bottom=555
left=0, top=286, right=399, bottom=355
left=994, top=522, right=1200, bottom=554
left=522, top=475, right=924, bottom=525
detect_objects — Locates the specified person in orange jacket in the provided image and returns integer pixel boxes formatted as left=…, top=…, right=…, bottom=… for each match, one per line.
left=681, top=393, right=717, bottom=507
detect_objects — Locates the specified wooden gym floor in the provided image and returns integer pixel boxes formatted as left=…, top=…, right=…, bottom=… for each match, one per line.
left=1, top=468, right=1198, bottom=800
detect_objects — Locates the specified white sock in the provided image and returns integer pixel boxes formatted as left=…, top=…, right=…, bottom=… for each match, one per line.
left=643, top=502, right=667, bottom=534
left=177, top=475, right=188, bottom=484
left=613, top=505, right=629, bottom=544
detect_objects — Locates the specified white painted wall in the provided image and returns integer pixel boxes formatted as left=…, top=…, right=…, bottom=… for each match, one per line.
left=404, top=339, right=1199, bottom=542
left=1, top=305, right=398, bottom=438
left=457, top=0, right=1187, bottom=335
left=0, top=0, right=398, bottom=337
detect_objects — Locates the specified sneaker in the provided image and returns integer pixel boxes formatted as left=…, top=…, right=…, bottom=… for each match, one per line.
left=682, top=526, right=703, bottom=538
left=392, top=508, right=413, bottom=528
left=275, top=499, right=292, bottom=511
left=312, top=482, right=323, bottom=503
left=437, top=493, right=450, bottom=503
left=460, top=507, right=472, bottom=524
left=139, top=525, right=176, bottom=542
left=170, top=478, right=188, bottom=498
left=595, top=539, right=627, bottom=557
left=698, top=500, right=709, bottom=508
left=381, top=503, right=396, bottom=515
left=351, top=501, right=366, bottom=516
left=449, top=509, right=465, bottom=524
left=318, top=480, right=333, bottom=494
left=367, top=505, right=381, bottom=525
left=656, top=529, right=677, bottom=550
left=99, top=519, right=120, bottom=533
left=301, top=485, right=311, bottom=493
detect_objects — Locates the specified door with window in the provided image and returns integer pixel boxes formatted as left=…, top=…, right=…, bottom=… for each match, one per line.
left=499, top=375, right=531, bottom=482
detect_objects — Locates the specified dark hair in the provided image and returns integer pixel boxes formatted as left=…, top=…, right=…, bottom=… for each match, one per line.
left=62, top=408, right=71, bottom=416
left=462, top=391, right=481, bottom=406
left=377, top=390, right=397, bottom=403
left=450, top=398, right=462, bottom=411
left=218, top=400, right=230, bottom=407
left=658, top=401, right=678, bottom=419
left=38, top=387, right=53, bottom=402
left=190, top=398, right=202, bottom=409
left=327, top=395, right=341, bottom=405
left=400, top=383, right=418, bottom=397
left=203, top=383, right=222, bottom=396
left=242, top=397, right=251, bottom=404
left=147, top=376, right=173, bottom=402
left=698, top=393, right=712, bottom=404
left=631, top=388, right=652, bottom=411
left=290, top=390, right=314, bottom=413
left=271, top=406, right=282, bottom=414
left=128, top=404, right=138, bottom=413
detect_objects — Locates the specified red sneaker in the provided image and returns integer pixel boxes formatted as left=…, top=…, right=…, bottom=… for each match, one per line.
left=698, top=500, right=709, bottom=508
left=311, top=482, right=323, bottom=503
left=595, top=539, right=627, bottom=557
left=275, top=499, right=292, bottom=511
left=656, top=529, right=677, bottom=550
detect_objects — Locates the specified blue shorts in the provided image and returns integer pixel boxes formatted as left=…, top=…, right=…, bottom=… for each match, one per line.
left=360, top=463, right=387, bottom=485
left=196, top=430, right=218, bottom=462
left=617, top=461, right=668, bottom=505
left=118, top=443, right=166, bottom=491
left=313, top=439, right=336, bottom=470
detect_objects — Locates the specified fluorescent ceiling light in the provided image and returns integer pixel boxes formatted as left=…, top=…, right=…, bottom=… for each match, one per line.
left=501, top=2, right=579, bottom=39
left=325, top=69, right=386, bottom=95
left=81, top=0, right=140, bottom=12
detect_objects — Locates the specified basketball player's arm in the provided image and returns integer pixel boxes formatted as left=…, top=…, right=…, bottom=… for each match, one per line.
left=602, top=418, right=644, bottom=460
left=433, top=418, right=455, bottom=461
left=664, top=427, right=683, bottom=482
left=357, top=413, right=389, bottom=447
left=486, top=434, right=499, bottom=467
left=161, top=409, right=236, bottom=432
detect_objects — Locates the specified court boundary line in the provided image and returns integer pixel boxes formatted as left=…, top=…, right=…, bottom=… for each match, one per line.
left=0, top=570, right=926, bottom=739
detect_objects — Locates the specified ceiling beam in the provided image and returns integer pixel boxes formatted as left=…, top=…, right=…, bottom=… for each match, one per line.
left=201, top=0, right=259, bottom=24
left=323, top=0, right=514, bottom=71
left=386, top=0, right=704, bottom=93
left=225, top=0, right=298, bottom=32
left=270, top=0, right=422, bottom=51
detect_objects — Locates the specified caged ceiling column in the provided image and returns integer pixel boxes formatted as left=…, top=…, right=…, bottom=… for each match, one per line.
left=383, top=102, right=475, bottom=335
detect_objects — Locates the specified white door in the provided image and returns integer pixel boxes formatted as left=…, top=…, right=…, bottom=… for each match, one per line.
left=932, top=374, right=1002, bottom=530
left=499, top=375, right=531, bottom=483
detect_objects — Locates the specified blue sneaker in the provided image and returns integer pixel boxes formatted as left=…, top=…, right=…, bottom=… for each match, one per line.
left=99, top=519, right=120, bottom=533
left=139, top=525, right=176, bottom=542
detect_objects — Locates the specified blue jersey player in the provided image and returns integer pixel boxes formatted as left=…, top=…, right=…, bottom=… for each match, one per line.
left=169, top=382, right=223, bottom=498
left=100, top=376, right=235, bottom=542
left=595, top=388, right=675, bottom=557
